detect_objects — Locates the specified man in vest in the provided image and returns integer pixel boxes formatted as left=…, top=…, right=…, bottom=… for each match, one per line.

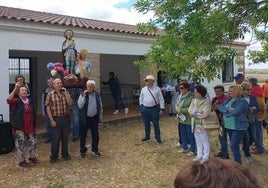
left=77, top=80, right=103, bottom=158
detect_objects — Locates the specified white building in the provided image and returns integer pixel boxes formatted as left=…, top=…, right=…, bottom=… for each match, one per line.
left=0, top=6, right=247, bottom=120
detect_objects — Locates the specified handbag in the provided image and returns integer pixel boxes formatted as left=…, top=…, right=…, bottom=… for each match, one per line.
left=202, top=111, right=220, bottom=130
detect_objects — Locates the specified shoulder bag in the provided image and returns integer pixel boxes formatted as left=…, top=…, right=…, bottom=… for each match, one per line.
left=202, top=111, right=220, bottom=131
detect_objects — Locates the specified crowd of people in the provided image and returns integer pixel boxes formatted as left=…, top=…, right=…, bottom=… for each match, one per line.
left=174, top=73, right=266, bottom=165
left=5, top=72, right=266, bottom=187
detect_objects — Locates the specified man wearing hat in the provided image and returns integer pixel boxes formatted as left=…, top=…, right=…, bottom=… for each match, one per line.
left=234, top=73, right=244, bottom=84
left=139, top=75, right=165, bottom=144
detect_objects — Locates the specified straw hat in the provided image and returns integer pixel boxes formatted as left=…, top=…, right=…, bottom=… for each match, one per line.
left=145, top=75, right=155, bottom=81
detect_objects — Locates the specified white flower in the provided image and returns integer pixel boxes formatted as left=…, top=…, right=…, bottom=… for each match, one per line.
left=51, top=70, right=57, bottom=76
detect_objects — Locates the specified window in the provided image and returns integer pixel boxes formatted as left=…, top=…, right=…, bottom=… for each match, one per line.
left=9, top=58, right=30, bottom=83
left=222, top=60, right=234, bottom=83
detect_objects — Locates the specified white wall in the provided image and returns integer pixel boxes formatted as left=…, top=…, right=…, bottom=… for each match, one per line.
left=0, top=20, right=155, bottom=120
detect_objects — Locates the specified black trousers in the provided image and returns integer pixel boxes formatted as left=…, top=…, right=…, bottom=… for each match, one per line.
left=51, top=116, right=70, bottom=159
left=80, top=116, right=99, bottom=153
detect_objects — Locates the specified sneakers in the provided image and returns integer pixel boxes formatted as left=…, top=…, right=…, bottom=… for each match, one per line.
left=178, top=149, right=188, bottom=153
left=187, top=151, right=195, bottom=156
left=246, top=156, right=253, bottom=164
left=176, top=143, right=181, bottom=147
left=124, top=108, right=129, bottom=115
left=141, top=137, right=150, bottom=142
left=113, top=110, right=119, bottom=115
left=156, top=139, right=162, bottom=145
left=91, top=151, right=101, bottom=157
left=193, top=157, right=202, bottom=162
left=19, top=161, right=31, bottom=168
left=29, top=157, right=40, bottom=164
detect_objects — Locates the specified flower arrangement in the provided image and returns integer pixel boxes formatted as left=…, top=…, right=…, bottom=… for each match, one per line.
left=46, top=49, right=92, bottom=87
left=47, top=62, right=66, bottom=79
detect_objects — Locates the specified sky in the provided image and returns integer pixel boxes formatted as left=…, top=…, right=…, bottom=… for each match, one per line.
left=0, top=0, right=154, bottom=25
left=1, top=0, right=267, bottom=69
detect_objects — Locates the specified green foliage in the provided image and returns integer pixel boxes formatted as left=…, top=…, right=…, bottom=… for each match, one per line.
left=134, top=0, right=268, bottom=81
left=248, top=30, right=268, bottom=65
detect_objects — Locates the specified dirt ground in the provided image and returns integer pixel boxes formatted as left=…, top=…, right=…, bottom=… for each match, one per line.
left=0, top=116, right=268, bottom=188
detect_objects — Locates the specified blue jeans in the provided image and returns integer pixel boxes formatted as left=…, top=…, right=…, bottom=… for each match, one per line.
left=113, top=93, right=126, bottom=110
left=227, top=129, right=245, bottom=164
left=71, top=104, right=79, bottom=139
left=219, top=126, right=228, bottom=156
left=255, top=121, right=265, bottom=153
left=179, top=123, right=195, bottom=152
left=45, top=115, right=51, bottom=140
left=242, top=130, right=251, bottom=157
left=248, top=122, right=257, bottom=146
left=141, top=106, right=161, bottom=140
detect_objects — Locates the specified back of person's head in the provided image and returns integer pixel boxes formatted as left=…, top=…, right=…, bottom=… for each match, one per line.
left=109, top=72, right=115, bottom=78
left=174, top=158, right=261, bottom=188
left=248, top=77, right=258, bottom=86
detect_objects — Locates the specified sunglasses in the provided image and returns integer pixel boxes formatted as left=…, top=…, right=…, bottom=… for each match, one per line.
left=180, top=87, right=185, bottom=89
left=245, top=88, right=252, bottom=91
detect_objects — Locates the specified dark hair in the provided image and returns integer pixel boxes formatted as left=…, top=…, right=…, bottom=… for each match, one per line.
left=194, top=84, right=207, bottom=97
left=213, top=85, right=224, bottom=92
left=109, top=72, right=115, bottom=78
left=15, top=74, right=25, bottom=82
left=180, top=81, right=190, bottom=90
left=174, top=158, right=261, bottom=188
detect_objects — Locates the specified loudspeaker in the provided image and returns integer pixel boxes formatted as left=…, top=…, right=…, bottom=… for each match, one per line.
left=0, top=122, right=15, bottom=154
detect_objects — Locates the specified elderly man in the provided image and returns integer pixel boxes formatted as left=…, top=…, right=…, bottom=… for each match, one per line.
left=78, top=80, right=103, bottom=158
left=139, top=75, right=165, bottom=144
left=46, top=78, right=73, bottom=163
left=212, top=85, right=229, bottom=159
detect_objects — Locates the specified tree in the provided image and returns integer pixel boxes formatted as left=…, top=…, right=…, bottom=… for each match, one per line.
left=133, top=0, right=268, bottom=82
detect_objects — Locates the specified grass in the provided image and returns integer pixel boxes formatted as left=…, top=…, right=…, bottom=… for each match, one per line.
left=0, top=116, right=268, bottom=187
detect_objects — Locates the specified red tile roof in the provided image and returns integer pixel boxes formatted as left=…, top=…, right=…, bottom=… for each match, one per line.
left=0, top=6, right=159, bottom=36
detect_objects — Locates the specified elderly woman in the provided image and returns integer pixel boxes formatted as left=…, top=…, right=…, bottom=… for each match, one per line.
left=7, top=85, right=39, bottom=168
left=175, top=81, right=195, bottom=154
left=219, top=85, right=249, bottom=164
left=188, top=85, right=211, bottom=163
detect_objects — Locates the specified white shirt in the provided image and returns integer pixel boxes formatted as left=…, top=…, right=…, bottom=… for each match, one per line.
left=139, top=86, right=165, bottom=109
